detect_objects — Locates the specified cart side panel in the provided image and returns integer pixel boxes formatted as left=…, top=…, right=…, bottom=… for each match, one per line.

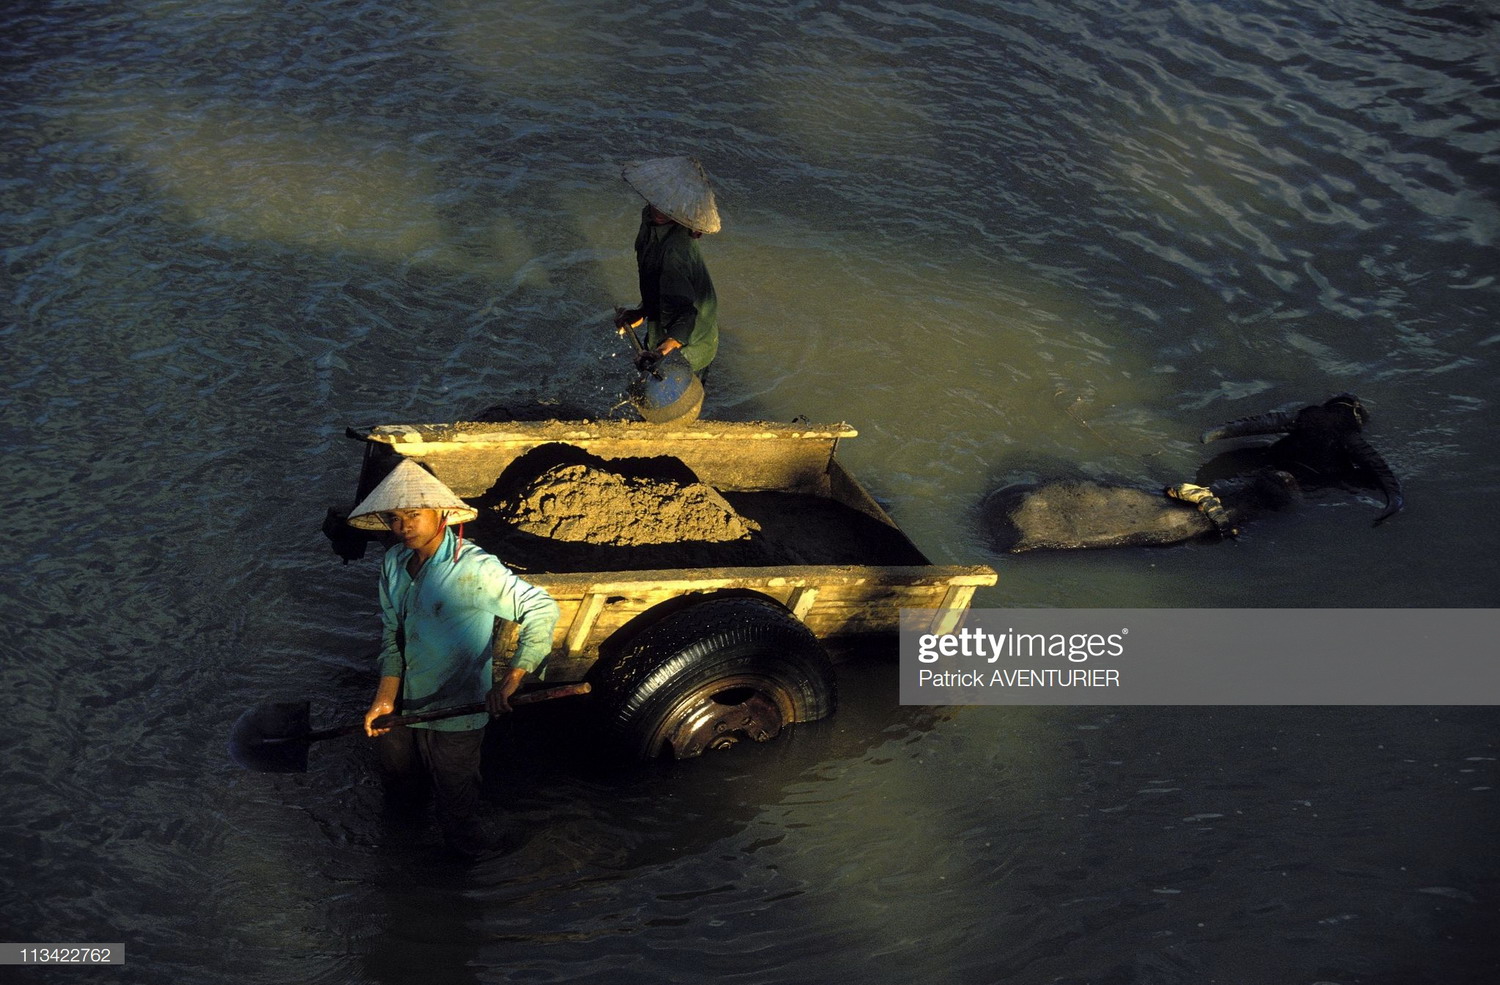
left=492, top=565, right=997, bottom=680
left=797, top=579, right=985, bottom=637
left=358, top=421, right=855, bottom=499
left=824, top=458, right=933, bottom=562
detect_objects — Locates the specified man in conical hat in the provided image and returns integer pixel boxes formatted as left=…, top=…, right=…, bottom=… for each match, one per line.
left=615, top=156, right=721, bottom=374
left=347, top=458, right=559, bottom=857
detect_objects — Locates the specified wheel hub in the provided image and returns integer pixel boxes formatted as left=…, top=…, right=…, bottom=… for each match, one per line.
left=664, top=687, right=785, bottom=758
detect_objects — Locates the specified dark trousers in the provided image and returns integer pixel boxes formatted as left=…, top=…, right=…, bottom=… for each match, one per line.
left=374, top=724, right=485, bottom=850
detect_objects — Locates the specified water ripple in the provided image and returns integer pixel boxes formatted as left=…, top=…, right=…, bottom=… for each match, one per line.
left=4, top=1, right=1498, bottom=982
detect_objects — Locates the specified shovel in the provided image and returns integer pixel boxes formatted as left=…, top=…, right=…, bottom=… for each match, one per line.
left=615, top=312, right=704, bottom=425
left=229, top=682, right=592, bottom=773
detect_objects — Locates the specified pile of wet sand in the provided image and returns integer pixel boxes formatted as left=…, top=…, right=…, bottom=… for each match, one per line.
left=477, top=453, right=927, bottom=573
left=492, top=462, right=759, bottom=546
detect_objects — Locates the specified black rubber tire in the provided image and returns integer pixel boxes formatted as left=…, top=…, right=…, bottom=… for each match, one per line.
left=594, top=597, right=837, bottom=762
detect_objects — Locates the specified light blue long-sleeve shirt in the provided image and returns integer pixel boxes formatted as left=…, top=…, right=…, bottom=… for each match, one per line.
left=378, top=528, right=559, bottom=731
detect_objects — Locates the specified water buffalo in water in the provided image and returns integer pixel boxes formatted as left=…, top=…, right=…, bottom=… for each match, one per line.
left=985, top=393, right=1403, bottom=553
left=1197, top=392, right=1403, bottom=525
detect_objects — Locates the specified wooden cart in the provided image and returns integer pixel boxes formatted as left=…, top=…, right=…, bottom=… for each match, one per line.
left=332, top=419, right=997, bottom=760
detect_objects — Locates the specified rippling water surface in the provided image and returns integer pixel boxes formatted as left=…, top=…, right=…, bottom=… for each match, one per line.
left=3, top=0, right=1498, bottom=982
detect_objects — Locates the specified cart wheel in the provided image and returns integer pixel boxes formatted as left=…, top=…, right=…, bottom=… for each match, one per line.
left=595, top=597, right=837, bottom=762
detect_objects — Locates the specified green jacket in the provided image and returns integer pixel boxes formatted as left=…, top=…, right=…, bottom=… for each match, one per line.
left=635, top=208, right=719, bottom=372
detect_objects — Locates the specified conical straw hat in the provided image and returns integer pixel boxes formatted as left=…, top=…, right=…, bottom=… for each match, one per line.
left=622, top=156, right=721, bottom=234
left=346, top=459, right=479, bottom=530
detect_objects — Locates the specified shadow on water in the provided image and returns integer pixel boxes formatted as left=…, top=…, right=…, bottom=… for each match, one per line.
left=343, top=654, right=950, bottom=985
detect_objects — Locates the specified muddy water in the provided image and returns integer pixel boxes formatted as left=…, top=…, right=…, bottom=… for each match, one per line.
left=3, top=0, right=1497, bottom=983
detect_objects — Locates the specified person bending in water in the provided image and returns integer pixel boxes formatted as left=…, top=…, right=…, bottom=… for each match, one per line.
left=614, top=156, right=721, bottom=374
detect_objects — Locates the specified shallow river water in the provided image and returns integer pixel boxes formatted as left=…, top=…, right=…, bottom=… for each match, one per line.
left=3, top=0, right=1498, bottom=983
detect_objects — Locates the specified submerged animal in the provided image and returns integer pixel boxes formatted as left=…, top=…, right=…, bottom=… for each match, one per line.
left=985, top=470, right=1300, bottom=553
left=984, top=393, right=1403, bottom=553
left=1197, top=392, right=1403, bottom=526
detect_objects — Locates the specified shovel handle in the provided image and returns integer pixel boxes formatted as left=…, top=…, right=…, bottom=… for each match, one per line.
left=367, top=682, right=592, bottom=731
left=614, top=308, right=647, bottom=348
left=612, top=311, right=671, bottom=381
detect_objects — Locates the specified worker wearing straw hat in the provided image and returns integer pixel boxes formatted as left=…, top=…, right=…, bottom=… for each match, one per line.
left=347, top=459, right=559, bottom=856
left=614, top=156, right=721, bottom=374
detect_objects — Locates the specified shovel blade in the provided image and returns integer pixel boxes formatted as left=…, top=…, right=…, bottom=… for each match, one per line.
left=228, top=701, right=313, bottom=773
